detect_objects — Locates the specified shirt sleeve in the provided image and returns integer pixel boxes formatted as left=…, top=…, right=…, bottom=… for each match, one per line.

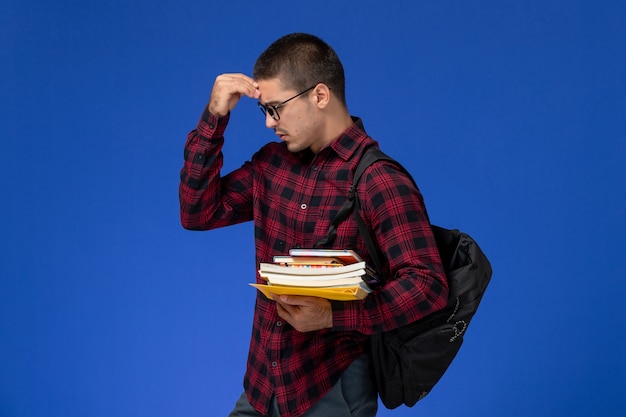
left=179, top=107, right=254, bottom=230
left=330, top=161, right=449, bottom=334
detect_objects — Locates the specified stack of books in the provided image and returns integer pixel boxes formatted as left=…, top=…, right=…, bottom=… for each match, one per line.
left=250, top=249, right=380, bottom=301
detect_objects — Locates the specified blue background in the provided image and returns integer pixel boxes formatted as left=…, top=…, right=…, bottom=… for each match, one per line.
left=2, top=1, right=625, bottom=416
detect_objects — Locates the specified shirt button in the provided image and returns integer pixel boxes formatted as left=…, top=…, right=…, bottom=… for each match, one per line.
left=300, top=203, right=307, bottom=210
left=276, top=321, right=283, bottom=327
left=313, top=165, right=319, bottom=171
left=271, top=361, right=278, bottom=367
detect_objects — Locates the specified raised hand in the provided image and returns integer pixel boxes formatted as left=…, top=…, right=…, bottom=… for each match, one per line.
left=208, top=73, right=261, bottom=117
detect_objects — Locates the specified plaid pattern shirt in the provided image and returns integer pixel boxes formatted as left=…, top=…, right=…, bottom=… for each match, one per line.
left=179, top=108, right=448, bottom=417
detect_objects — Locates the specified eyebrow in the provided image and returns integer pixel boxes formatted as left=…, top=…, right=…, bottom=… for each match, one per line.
left=260, top=99, right=281, bottom=107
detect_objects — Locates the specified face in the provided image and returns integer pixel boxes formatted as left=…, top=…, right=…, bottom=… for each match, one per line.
left=257, top=78, right=323, bottom=153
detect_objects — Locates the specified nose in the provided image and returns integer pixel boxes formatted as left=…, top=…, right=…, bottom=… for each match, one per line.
left=265, top=112, right=278, bottom=129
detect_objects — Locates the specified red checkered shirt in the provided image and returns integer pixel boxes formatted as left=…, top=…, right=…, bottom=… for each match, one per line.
left=179, top=108, right=448, bottom=417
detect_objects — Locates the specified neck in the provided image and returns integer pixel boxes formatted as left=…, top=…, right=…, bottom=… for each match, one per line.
left=312, top=105, right=353, bottom=153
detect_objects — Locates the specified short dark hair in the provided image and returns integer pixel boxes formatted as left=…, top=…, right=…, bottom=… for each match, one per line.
left=253, top=33, right=346, bottom=105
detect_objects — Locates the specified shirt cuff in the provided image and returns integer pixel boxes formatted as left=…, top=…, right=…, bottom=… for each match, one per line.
left=196, top=107, right=230, bottom=140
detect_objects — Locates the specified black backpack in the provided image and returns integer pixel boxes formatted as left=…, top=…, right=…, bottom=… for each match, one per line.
left=316, top=148, right=493, bottom=409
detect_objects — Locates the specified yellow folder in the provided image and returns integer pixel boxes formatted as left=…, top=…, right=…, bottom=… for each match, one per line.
left=250, top=283, right=369, bottom=301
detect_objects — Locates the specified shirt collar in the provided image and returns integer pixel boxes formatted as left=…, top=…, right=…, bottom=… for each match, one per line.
left=328, top=117, right=374, bottom=161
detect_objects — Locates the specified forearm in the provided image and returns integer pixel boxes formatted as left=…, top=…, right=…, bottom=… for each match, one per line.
left=332, top=259, right=448, bottom=335
left=179, top=109, right=252, bottom=230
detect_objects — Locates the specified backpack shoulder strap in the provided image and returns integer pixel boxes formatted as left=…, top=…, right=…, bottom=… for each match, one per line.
left=353, top=148, right=418, bottom=193
left=352, top=148, right=412, bottom=192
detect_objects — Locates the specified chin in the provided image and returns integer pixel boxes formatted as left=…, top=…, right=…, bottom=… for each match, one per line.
left=286, top=142, right=307, bottom=153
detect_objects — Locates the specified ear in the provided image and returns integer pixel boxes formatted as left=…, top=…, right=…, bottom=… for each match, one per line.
left=312, top=83, right=331, bottom=109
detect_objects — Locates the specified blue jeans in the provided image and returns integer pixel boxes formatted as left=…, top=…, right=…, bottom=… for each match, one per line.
left=228, top=355, right=378, bottom=417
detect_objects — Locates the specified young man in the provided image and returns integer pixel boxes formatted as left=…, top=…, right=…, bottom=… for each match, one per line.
left=179, top=33, right=448, bottom=417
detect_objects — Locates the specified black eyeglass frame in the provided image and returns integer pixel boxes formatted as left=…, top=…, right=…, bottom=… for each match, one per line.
left=258, top=85, right=317, bottom=121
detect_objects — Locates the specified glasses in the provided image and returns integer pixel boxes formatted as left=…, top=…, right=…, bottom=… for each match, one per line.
left=258, top=85, right=316, bottom=121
